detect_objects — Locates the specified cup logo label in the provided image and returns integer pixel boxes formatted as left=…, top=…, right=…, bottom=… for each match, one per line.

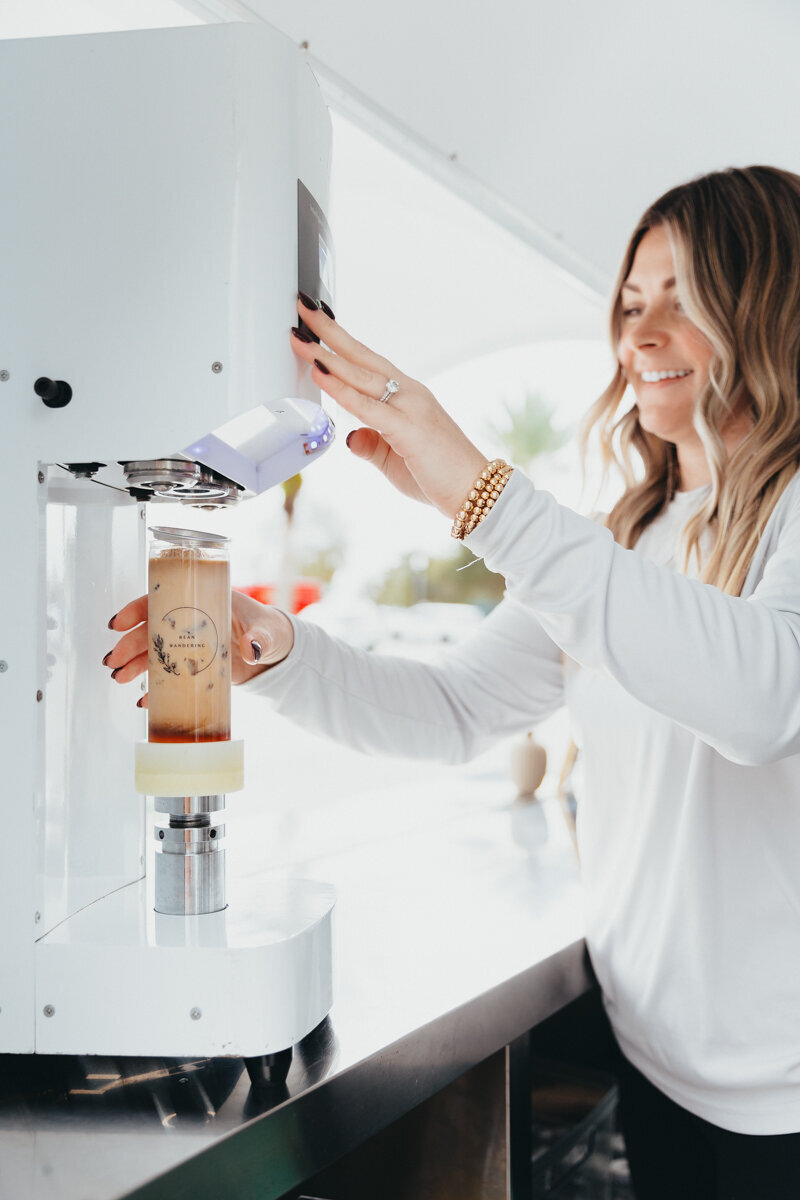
left=153, top=607, right=219, bottom=677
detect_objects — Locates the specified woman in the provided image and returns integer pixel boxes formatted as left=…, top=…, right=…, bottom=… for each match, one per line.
left=107, top=165, right=800, bottom=1199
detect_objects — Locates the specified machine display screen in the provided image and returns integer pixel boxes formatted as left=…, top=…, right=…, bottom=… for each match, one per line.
left=318, top=235, right=334, bottom=296
left=297, top=179, right=335, bottom=342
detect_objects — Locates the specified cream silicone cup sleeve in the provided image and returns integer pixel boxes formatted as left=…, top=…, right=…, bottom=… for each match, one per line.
left=147, top=533, right=231, bottom=744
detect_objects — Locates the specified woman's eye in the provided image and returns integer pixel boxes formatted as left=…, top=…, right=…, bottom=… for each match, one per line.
left=622, top=307, right=641, bottom=318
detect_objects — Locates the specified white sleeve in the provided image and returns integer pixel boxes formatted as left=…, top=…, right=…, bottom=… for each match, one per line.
left=240, top=596, right=565, bottom=763
left=467, top=468, right=800, bottom=766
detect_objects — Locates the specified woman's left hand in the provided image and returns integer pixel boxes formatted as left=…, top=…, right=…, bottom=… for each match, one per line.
left=291, top=298, right=488, bottom=519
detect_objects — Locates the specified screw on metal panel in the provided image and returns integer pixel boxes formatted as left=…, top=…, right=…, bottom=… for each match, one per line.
left=158, top=830, right=165, bottom=839
left=0, top=662, right=7, bottom=673
left=36, top=690, right=43, bottom=702
left=43, top=1005, right=55, bottom=1017
left=190, top=1008, right=202, bottom=1021
left=38, top=471, right=45, bottom=484
left=211, top=362, right=223, bottom=374
left=35, top=911, right=41, bottom=923
left=0, top=371, right=9, bottom=382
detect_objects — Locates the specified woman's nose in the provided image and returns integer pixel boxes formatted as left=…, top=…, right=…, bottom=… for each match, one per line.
left=623, top=313, right=668, bottom=352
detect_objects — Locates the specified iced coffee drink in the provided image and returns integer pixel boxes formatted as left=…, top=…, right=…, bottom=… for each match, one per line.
left=147, top=527, right=231, bottom=743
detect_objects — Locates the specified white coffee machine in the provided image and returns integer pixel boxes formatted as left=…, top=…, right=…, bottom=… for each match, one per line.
left=0, top=21, right=336, bottom=1084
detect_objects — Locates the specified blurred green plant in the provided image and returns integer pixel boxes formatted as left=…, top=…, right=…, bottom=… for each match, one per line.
left=486, top=391, right=568, bottom=471
left=371, top=547, right=504, bottom=610
left=275, top=472, right=304, bottom=609
left=281, top=472, right=303, bottom=526
left=295, top=546, right=341, bottom=583
left=371, top=390, right=567, bottom=611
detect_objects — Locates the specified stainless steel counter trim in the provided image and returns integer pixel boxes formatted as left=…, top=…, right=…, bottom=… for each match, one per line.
left=121, top=939, right=591, bottom=1200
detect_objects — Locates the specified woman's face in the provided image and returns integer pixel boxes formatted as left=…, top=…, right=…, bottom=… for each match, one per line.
left=616, top=225, right=713, bottom=446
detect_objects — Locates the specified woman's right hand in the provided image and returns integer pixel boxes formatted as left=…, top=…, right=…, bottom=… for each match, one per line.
left=104, top=590, right=295, bottom=705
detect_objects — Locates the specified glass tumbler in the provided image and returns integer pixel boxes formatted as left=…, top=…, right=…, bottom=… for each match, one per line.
left=146, top=527, right=231, bottom=743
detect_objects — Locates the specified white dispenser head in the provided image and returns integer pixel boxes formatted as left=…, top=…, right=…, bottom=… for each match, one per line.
left=0, top=21, right=336, bottom=497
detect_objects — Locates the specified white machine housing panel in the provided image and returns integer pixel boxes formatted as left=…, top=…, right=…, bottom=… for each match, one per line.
left=0, top=22, right=333, bottom=475
left=39, top=477, right=146, bottom=937
left=0, top=22, right=335, bottom=1054
left=35, top=877, right=335, bottom=1057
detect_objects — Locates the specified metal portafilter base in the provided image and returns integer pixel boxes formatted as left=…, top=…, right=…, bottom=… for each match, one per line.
left=154, top=794, right=227, bottom=916
left=135, top=741, right=244, bottom=916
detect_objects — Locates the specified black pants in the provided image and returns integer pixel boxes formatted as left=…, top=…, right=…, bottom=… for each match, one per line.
left=530, top=990, right=800, bottom=1200
left=617, top=1051, right=800, bottom=1200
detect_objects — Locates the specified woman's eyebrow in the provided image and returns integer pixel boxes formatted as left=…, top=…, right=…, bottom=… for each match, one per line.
left=621, top=276, right=677, bottom=293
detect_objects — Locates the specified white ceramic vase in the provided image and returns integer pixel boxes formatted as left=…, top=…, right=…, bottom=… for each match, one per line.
left=510, top=731, right=547, bottom=797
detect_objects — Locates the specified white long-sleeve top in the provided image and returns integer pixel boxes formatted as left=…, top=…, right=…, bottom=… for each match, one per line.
left=245, top=468, right=800, bottom=1135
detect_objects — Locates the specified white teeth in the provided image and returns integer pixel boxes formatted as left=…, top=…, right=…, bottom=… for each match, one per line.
left=641, top=369, right=692, bottom=383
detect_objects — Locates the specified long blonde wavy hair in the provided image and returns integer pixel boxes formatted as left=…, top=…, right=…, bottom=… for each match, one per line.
left=581, top=166, right=800, bottom=596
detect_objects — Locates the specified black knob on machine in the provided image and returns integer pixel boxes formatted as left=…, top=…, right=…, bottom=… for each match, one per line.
left=35, top=377, right=73, bottom=408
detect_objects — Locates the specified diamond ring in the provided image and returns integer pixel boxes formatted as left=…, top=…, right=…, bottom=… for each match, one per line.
left=378, top=379, right=400, bottom=404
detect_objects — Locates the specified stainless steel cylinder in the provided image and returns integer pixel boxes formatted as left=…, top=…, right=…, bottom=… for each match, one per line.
left=154, top=794, right=227, bottom=915
left=154, top=794, right=222, bottom=814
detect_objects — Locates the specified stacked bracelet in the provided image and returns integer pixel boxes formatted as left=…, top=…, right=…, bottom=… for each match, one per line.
left=450, top=460, right=514, bottom=540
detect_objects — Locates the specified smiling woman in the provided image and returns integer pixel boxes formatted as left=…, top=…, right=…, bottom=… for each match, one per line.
left=582, top=165, right=800, bottom=594
left=110, top=164, right=800, bottom=1200
left=617, top=226, right=715, bottom=455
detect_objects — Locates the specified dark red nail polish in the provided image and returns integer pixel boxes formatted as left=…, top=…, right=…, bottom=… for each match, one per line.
left=136, top=697, right=144, bottom=708
left=291, top=325, right=313, bottom=343
left=298, top=291, right=318, bottom=311
left=314, top=358, right=331, bottom=375
left=251, top=640, right=262, bottom=662
left=111, top=667, right=121, bottom=680
left=102, top=651, right=113, bottom=666
left=108, top=613, right=118, bottom=630
left=346, top=431, right=354, bottom=448
left=319, top=300, right=336, bottom=320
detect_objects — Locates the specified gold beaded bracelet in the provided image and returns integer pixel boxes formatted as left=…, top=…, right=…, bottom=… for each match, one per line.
left=450, top=459, right=514, bottom=540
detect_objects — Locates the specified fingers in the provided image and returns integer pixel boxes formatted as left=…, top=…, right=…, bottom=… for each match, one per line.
left=293, top=301, right=419, bottom=423
left=109, top=594, right=147, bottom=632
left=307, top=364, right=404, bottom=432
left=234, top=614, right=294, bottom=683
left=292, top=297, right=429, bottom=440
left=105, top=587, right=295, bottom=701
left=345, top=426, right=386, bottom=461
left=108, top=649, right=149, bottom=685
left=291, top=303, right=487, bottom=515
left=105, top=596, right=149, bottom=710
left=293, top=325, right=391, bottom=401
left=296, top=297, right=398, bottom=380
left=238, top=628, right=279, bottom=667
left=230, top=592, right=295, bottom=683
left=345, top=427, right=429, bottom=503
left=314, top=348, right=389, bottom=403
left=104, top=622, right=147, bottom=683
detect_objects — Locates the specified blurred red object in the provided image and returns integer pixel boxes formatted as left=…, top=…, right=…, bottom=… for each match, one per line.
left=235, top=579, right=322, bottom=614
left=292, top=580, right=322, bottom=612
left=236, top=584, right=274, bottom=606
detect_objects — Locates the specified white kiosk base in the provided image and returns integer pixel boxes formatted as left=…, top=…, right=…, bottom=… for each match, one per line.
left=34, top=874, right=335, bottom=1061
